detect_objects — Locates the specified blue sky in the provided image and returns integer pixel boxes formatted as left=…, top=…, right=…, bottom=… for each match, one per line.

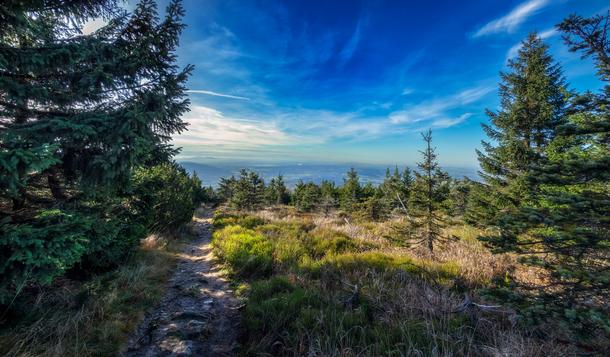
left=166, top=0, right=608, bottom=168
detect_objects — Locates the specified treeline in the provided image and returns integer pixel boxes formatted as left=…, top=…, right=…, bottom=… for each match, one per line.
left=0, top=1, right=203, bottom=306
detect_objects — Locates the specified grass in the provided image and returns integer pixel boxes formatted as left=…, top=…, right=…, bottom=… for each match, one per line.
left=211, top=208, right=582, bottom=356
left=0, top=229, right=189, bottom=356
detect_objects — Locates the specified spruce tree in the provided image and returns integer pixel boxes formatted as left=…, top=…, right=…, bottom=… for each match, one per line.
left=0, top=0, right=192, bottom=302
left=408, top=130, right=450, bottom=252
left=340, top=168, right=362, bottom=212
left=218, top=175, right=238, bottom=202
left=292, top=181, right=321, bottom=213
left=265, top=174, right=289, bottom=205
left=0, top=0, right=192, bottom=211
left=494, top=14, right=610, bottom=335
left=379, top=166, right=409, bottom=212
left=471, top=33, right=567, bottom=231
left=319, top=180, right=339, bottom=216
left=230, top=169, right=265, bottom=211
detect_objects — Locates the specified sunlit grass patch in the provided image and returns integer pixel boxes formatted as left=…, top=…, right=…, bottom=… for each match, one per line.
left=212, top=225, right=274, bottom=277
left=212, top=211, right=267, bottom=229
left=303, top=251, right=461, bottom=285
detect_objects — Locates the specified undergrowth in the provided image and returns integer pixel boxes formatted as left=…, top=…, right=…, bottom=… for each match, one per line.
left=211, top=209, right=580, bottom=356
left=0, top=230, right=188, bottom=357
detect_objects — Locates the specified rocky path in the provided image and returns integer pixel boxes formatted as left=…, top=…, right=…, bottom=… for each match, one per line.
left=123, top=211, right=240, bottom=356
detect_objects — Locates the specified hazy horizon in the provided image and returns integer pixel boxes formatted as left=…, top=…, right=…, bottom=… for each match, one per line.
left=179, top=160, right=480, bottom=188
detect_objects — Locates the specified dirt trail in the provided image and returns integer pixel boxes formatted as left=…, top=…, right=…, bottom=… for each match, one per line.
left=123, top=210, right=240, bottom=356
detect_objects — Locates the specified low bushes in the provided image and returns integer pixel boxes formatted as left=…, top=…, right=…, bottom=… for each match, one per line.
left=132, top=163, right=202, bottom=232
left=0, top=206, right=146, bottom=304
left=301, top=251, right=461, bottom=286
left=302, top=228, right=359, bottom=258
left=212, top=212, right=266, bottom=229
left=241, top=276, right=446, bottom=356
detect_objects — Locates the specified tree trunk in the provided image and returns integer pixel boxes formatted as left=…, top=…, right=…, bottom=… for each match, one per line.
left=12, top=160, right=26, bottom=211
left=47, top=166, right=66, bottom=201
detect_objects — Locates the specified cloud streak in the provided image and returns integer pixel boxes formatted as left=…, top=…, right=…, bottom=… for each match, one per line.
left=473, top=0, right=549, bottom=38
left=187, top=90, right=251, bottom=101
left=339, top=19, right=363, bottom=64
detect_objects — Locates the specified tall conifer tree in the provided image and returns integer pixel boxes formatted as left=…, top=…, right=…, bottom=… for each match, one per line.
left=0, top=0, right=192, bottom=210
left=470, top=33, right=567, bottom=232
left=0, top=0, right=192, bottom=301
left=340, top=168, right=362, bottom=212
left=493, top=14, right=610, bottom=334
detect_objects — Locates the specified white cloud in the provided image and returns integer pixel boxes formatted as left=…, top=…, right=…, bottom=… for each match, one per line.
left=401, top=88, right=414, bottom=95
left=389, top=85, right=493, bottom=125
left=187, top=90, right=250, bottom=101
left=506, top=28, right=557, bottom=59
left=173, top=106, right=302, bottom=148
left=473, top=0, right=549, bottom=38
left=81, top=18, right=107, bottom=35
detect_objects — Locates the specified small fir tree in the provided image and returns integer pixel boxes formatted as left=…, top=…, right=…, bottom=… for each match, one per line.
left=408, top=130, right=450, bottom=252
left=340, top=168, right=362, bottom=212
left=230, top=169, right=265, bottom=211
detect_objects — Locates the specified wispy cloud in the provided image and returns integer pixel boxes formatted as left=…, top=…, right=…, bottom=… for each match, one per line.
left=506, top=27, right=557, bottom=59
left=473, top=0, right=549, bottom=38
left=401, top=88, right=414, bottom=95
left=431, top=113, right=473, bottom=129
left=389, top=85, right=493, bottom=126
left=339, top=19, right=363, bottom=64
left=187, top=90, right=251, bottom=101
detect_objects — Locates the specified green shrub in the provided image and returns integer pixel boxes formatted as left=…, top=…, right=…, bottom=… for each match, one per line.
left=212, top=226, right=273, bottom=277
left=0, top=204, right=148, bottom=304
left=0, top=210, right=89, bottom=303
left=273, top=238, right=307, bottom=269
left=132, top=163, right=199, bottom=232
left=303, top=228, right=360, bottom=258
left=77, top=211, right=146, bottom=273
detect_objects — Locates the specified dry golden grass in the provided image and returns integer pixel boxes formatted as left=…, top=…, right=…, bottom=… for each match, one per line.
left=237, top=208, right=580, bottom=356
left=253, top=208, right=553, bottom=291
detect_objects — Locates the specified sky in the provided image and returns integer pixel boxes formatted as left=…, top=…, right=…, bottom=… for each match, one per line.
left=163, top=0, right=608, bottom=168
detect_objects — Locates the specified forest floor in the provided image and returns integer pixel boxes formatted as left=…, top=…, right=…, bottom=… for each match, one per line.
left=123, top=208, right=241, bottom=356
